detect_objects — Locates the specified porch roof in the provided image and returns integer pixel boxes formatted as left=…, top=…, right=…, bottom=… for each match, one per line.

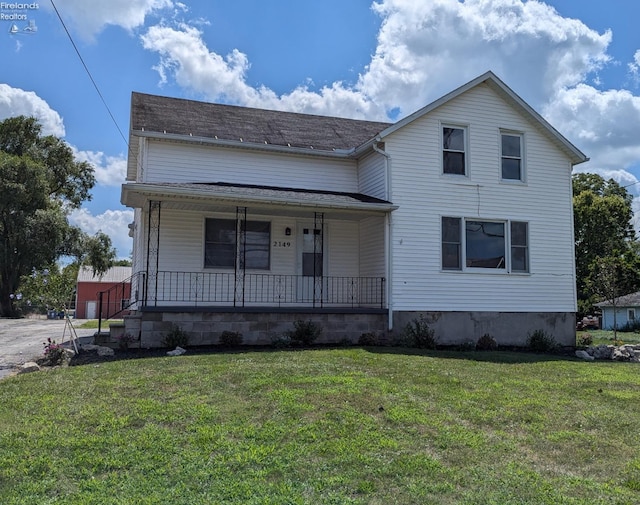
left=121, top=181, right=397, bottom=218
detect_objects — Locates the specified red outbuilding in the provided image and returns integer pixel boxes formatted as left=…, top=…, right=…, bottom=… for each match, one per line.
left=75, top=266, right=132, bottom=319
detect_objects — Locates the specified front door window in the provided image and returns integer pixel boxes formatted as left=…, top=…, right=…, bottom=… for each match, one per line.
left=302, top=227, right=323, bottom=277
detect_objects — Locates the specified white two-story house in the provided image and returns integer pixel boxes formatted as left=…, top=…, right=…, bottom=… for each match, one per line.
left=119, top=71, right=587, bottom=347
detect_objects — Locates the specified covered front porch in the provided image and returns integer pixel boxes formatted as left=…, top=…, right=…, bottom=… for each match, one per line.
left=117, top=181, right=395, bottom=345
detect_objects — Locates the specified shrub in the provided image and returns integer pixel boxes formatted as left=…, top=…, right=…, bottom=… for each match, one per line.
left=527, top=329, right=557, bottom=352
left=403, top=315, right=437, bottom=349
left=476, top=333, right=498, bottom=351
left=289, top=319, right=322, bottom=346
left=42, top=338, right=65, bottom=366
left=458, top=340, right=476, bottom=351
left=270, top=333, right=292, bottom=348
left=115, top=333, right=136, bottom=349
left=358, top=332, right=379, bottom=346
left=162, top=325, right=189, bottom=348
left=577, top=333, right=593, bottom=347
left=220, top=330, right=243, bottom=347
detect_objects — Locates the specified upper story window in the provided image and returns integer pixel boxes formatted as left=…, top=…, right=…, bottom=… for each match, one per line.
left=501, top=133, right=523, bottom=181
left=205, top=218, right=270, bottom=270
left=441, top=217, right=529, bottom=273
left=442, top=126, right=467, bottom=175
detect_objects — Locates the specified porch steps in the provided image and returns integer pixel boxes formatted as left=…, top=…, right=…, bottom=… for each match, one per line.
left=93, top=322, right=126, bottom=349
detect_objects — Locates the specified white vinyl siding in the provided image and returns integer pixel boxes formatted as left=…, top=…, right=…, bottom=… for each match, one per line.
left=359, top=216, right=386, bottom=277
left=358, top=151, right=387, bottom=199
left=144, top=140, right=358, bottom=193
left=385, top=82, right=575, bottom=312
left=154, top=209, right=364, bottom=279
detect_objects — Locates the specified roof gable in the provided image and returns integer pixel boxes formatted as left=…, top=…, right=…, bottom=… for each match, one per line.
left=377, top=71, right=587, bottom=165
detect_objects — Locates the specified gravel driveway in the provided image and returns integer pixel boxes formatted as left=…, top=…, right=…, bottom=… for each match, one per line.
left=0, top=317, right=96, bottom=378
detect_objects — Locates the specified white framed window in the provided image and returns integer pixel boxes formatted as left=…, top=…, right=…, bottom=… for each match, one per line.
left=441, top=217, right=529, bottom=273
left=501, top=132, right=523, bottom=181
left=442, top=125, right=467, bottom=175
left=204, top=218, right=271, bottom=270
left=628, top=309, right=636, bottom=321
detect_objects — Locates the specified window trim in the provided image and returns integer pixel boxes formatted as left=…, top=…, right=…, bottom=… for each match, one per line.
left=441, top=216, right=529, bottom=274
left=628, top=309, right=636, bottom=321
left=441, top=123, right=469, bottom=177
left=204, top=217, right=271, bottom=271
left=500, top=130, right=525, bottom=182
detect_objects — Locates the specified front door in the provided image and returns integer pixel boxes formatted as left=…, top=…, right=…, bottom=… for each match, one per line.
left=297, top=223, right=327, bottom=305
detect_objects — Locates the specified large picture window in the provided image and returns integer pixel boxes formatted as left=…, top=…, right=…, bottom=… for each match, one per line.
left=441, top=217, right=528, bottom=272
left=205, top=218, right=270, bottom=270
left=466, top=220, right=505, bottom=268
left=442, top=126, right=466, bottom=175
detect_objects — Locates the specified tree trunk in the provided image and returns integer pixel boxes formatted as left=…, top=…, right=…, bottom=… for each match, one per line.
left=0, top=291, right=18, bottom=317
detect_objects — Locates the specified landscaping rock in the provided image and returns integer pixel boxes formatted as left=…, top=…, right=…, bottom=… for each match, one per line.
left=18, top=362, right=41, bottom=374
left=167, top=346, right=186, bottom=356
left=588, top=345, right=614, bottom=360
left=575, top=350, right=594, bottom=361
left=82, top=344, right=115, bottom=357
left=586, top=344, right=640, bottom=362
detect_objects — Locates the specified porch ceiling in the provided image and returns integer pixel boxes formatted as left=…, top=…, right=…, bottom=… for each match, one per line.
left=121, top=182, right=397, bottom=220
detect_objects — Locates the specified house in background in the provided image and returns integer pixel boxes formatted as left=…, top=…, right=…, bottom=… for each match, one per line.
left=118, top=71, right=587, bottom=347
left=76, top=266, right=132, bottom=319
left=595, top=291, right=640, bottom=330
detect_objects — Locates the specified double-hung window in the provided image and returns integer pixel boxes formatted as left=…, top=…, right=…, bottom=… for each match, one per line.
left=442, top=126, right=466, bottom=175
left=441, top=217, right=528, bottom=273
left=204, top=218, right=270, bottom=269
left=501, top=132, right=523, bottom=181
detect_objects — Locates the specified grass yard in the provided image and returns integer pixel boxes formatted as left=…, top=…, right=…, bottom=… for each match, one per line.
left=577, top=329, right=640, bottom=346
left=1, top=348, right=639, bottom=504
left=75, top=319, right=123, bottom=329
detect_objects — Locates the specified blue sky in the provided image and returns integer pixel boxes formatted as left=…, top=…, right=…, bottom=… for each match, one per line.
left=2, top=0, right=640, bottom=259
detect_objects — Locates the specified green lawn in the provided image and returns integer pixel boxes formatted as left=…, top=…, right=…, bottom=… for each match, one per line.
left=1, top=348, right=639, bottom=504
left=75, top=319, right=122, bottom=329
left=577, top=329, right=640, bottom=346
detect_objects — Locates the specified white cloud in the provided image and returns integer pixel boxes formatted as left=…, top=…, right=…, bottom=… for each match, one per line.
left=544, top=85, right=640, bottom=172
left=72, top=148, right=127, bottom=187
left=140, top=24, right=386, bottom=119
left=48, top=0, right=176, bottom=40
left=140, top=0, right=611, bottom=120
left=69, top=208, right=134, bottom=259
left=0, top=84, right=65, bottom=136
left=365, top=0, right=611, bottom=114
left=628, top=49, right=640, bottom=86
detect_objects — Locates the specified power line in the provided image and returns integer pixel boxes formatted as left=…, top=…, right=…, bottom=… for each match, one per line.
left=49, top=0, right=129, bottom=149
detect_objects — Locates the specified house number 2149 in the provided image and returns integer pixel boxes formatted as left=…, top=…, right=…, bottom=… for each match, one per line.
left=273, top=241, right=292, bottom=247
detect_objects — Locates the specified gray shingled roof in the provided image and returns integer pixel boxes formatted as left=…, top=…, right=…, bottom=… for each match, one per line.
left=121, top=181, right=395, bottom=212
left=595, top=291, right=640, bottom=307
left=130, top=92, right=392, bottom=152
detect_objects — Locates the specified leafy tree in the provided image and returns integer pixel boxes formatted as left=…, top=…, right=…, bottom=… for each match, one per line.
left=16, top=263, right=79, bottom=314
left=587, top=256, right=624, bottom=342
left=0, top=116, right=115, bottom=317
left=573, top=173, right=640, bottom=315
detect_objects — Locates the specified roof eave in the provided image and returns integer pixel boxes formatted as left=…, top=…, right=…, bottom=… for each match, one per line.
left=130, top=130, right=360, bottom=159
left=121, top=183, right=398, bottom=213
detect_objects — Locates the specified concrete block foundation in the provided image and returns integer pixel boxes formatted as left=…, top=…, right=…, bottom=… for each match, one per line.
left=124, top=308, right=576, bottom=348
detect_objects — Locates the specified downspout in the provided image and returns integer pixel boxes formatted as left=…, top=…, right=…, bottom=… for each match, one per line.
left=372, top=140, right=394, bottom=332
